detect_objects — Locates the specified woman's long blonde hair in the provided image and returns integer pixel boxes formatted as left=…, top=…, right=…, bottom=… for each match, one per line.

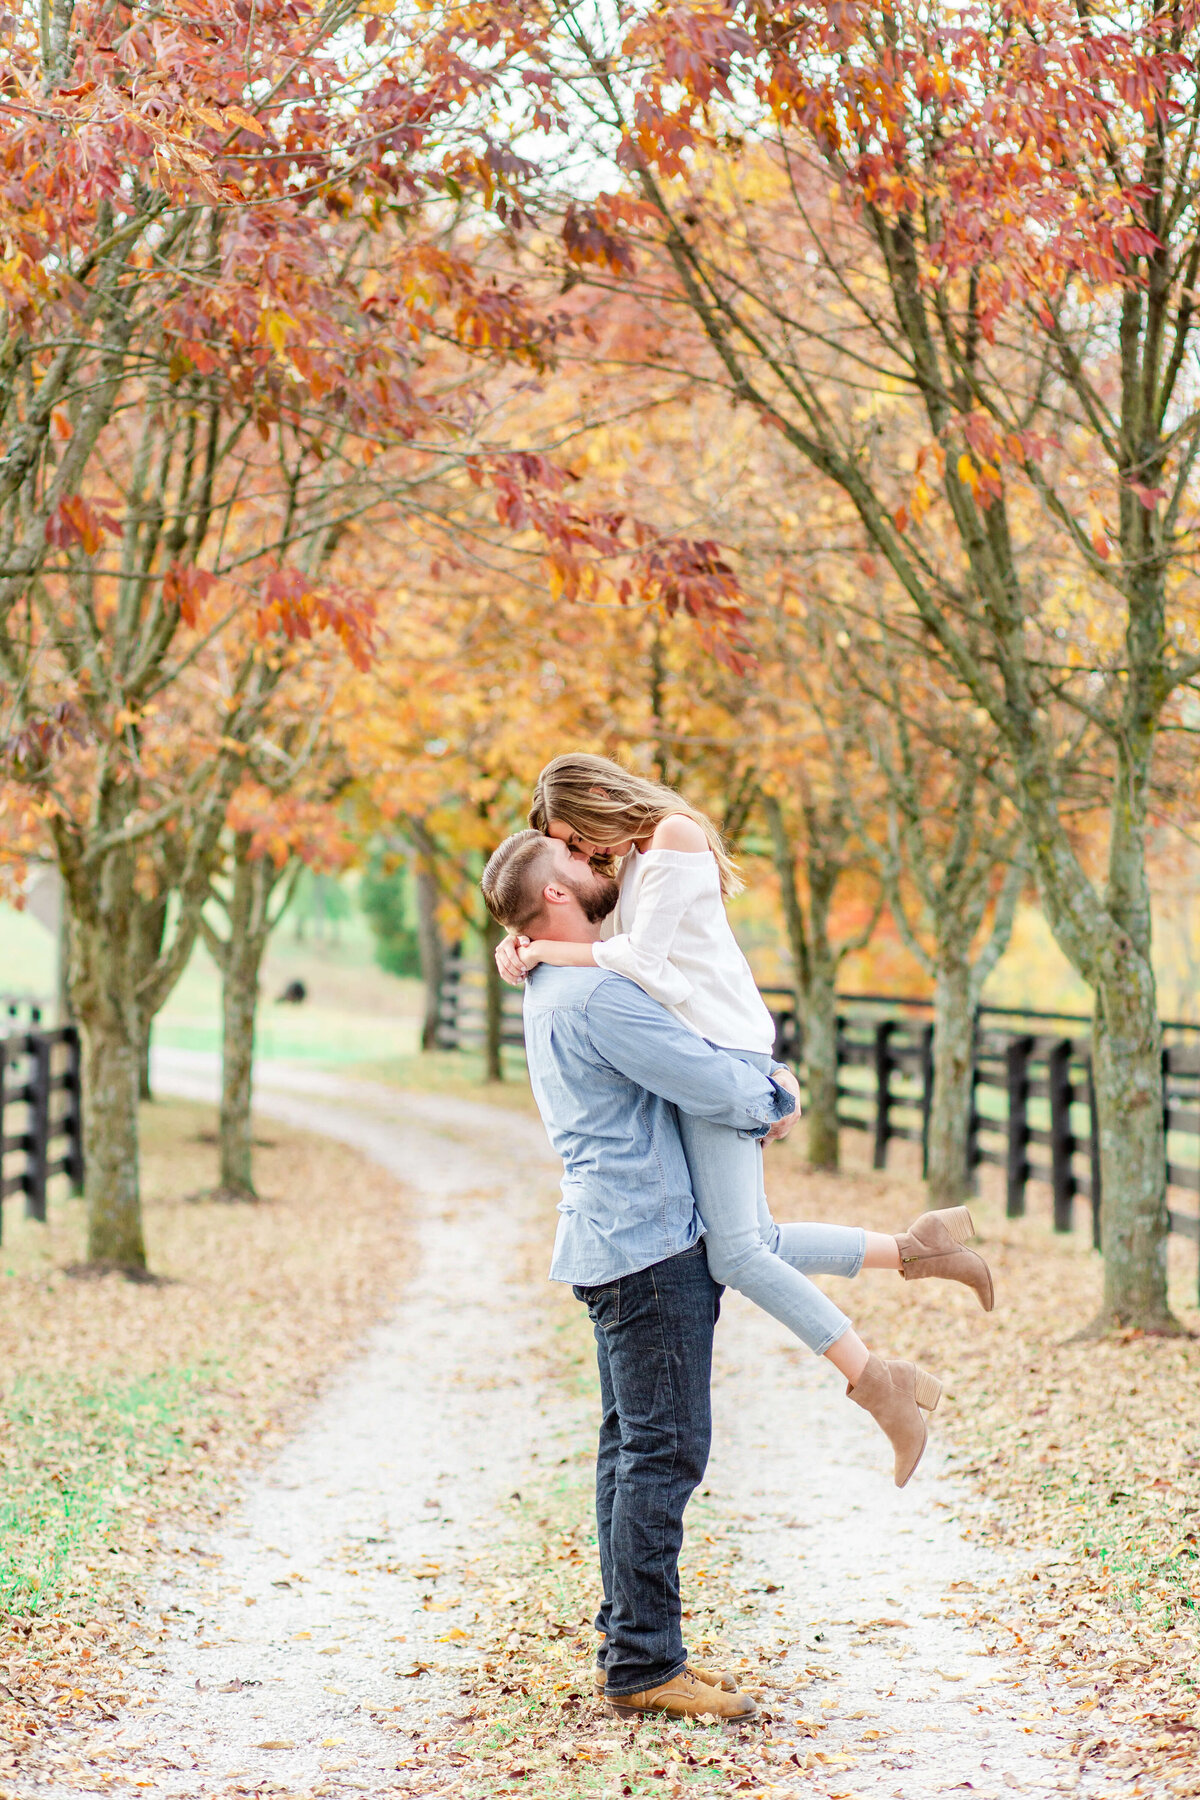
left=529, top=753, right=743, bottom=899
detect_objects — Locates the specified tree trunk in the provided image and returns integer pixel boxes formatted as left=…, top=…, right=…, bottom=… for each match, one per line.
left=803, top=972, right=840, bottom=1171
left=482, top=915, right=504, bottom=1083
left=762, top=790, right=843, bottom=1170
left=413, top=857, right=444, bottom=1052
left=131, top=892, right=169, bottom=1104
left=213, top=837, right=273, bottom=1200
left=218, top=930, right=265, bottom=1200
left=1091, top=958, right=1172, bottom=1329
left=138, top=1025, right=153, bottom=1103
left=927, top=957, right=975, bottom=1205
left=73, top=926, right=146, bottom=1268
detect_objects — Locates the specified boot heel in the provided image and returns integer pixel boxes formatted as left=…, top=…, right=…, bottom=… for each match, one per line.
left=913, top=1368, right=942, bottom=1411
left=932, top=1205, right=975, bottom=1245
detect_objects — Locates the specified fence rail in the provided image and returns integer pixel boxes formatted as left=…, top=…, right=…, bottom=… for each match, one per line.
left=435, top=949, right=524, bottom=1053
left=0, top=1027, right=84, bottom=1234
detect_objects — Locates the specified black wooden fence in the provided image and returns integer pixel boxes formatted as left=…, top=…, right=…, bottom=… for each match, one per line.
left=760, top=989, right=1200, bottom=1276
left=0, top=1019, right=84, bottom=1236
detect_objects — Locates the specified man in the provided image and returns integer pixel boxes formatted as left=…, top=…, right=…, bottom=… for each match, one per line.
left=481, top=829, right=800, bottom=1722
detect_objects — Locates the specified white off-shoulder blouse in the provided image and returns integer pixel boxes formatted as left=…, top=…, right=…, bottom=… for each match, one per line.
left=591, top=846, right=776, bottom=1054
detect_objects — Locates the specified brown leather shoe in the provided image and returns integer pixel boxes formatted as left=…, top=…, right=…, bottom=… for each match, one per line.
left=847, top=1351, right=942, bottom=1487
left=594, top=1661, right=737, bottom=1695
left=895, top=1205, right=994, bottom=1311
left=608, top=1666, right=757, bottom=1721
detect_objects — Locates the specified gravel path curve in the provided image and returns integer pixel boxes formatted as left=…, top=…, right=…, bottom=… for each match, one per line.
left=26, top=1054, right=1125, bottom=1798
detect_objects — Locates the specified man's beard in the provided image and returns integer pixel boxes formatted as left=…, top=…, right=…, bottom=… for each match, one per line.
left=562, top=865, right=620, bottom=925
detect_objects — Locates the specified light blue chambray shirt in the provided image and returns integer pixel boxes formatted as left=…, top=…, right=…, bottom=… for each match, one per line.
left=522, top=964, right=794, bottom=1287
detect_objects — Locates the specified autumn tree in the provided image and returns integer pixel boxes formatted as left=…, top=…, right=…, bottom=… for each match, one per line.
left=824, top=620, right=1026, bottom=1200
left=0, top=0, right=587, bottom=1266
left=458, top=0, right=1200, bottom=1331
left=202, top=725, right=351, bottom=1201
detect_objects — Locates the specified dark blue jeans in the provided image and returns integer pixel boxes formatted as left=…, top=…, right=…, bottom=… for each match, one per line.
left=573, top=1243, right=722, bottom=1698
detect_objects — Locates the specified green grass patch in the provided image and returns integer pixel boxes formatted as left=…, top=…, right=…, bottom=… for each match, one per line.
left=0, top=1364, right=228, bottom=1616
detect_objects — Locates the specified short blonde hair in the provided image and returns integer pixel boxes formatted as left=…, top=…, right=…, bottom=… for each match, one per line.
left=528, top=752, right=742, bottom=899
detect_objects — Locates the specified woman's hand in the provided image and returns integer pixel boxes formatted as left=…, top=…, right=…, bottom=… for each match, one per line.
left=765, top=1066, right=802, bottom=1143
left=495, top=935, right=530, bottom=986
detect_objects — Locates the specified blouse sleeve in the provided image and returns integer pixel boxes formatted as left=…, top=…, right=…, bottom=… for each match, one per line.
left=591, top=850, right=715, bottom=1009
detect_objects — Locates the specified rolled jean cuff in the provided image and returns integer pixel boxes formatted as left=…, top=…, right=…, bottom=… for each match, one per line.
left=605, top=1654, right=689, bottom=1699
left=811, top=1313, right=854, bottom=1358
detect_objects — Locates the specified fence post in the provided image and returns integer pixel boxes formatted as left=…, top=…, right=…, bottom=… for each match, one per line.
left=833, top=1012, right=843, bottom=1128
left=872, top=1019, right=894, bottom=1170
left=1084, top=1053, right=1102, bottom=1250
left=437, top=943, right=463, bottom=1050
left=965, top=1011, right=983, bottom=1195
left=1005, top=1033, right=1033, bottom=1218
left=25, top=1032, right=50, bottom=1222
left=1048, top=1037, right=1077, bottom=1232
left=65, top=1027, right=85, bottom=1195
left=919, top=1022, right=934, bottom=1179
left=0, top=1036, right=6, bottom=1244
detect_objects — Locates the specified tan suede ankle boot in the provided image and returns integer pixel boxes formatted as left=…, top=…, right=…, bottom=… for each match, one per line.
left=847, top=1352, right=942, bottom=1487
left=894, top=1205, right=994, bottom=1311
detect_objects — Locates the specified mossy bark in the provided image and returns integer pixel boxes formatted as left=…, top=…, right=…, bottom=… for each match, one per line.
left=217, top=854, right=268, bottom=1200
left=927, top=957, right=975, bottom=1205
left=75, top=954, right=146, bottom=1269
left=762, top=791, right=863, bottom=1172
left=482, top=914, right=505, bottom=1083
left=1091, top=966, right=1170, bottom=1327
left=414, top=859, right=444, bottom=1052
left=205, top=835, right=298, bottom=1201
left=803, top=974, right=841, bottom=1171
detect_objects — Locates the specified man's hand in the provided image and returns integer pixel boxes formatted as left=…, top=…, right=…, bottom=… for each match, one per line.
left=495, top=934, right=529, bottom=987
left=764, top=1065, right=802, bottom=1143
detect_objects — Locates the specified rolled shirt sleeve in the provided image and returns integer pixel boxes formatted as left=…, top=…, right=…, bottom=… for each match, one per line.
left=582, top=975, right=795, bottom=1136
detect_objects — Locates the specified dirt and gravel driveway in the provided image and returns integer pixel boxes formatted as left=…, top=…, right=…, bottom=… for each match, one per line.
left=20, top=1055, right=1127, bottom=1798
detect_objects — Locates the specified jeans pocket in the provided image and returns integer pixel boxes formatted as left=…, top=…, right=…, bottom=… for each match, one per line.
left=576, top=1280, right=621, bottom=1331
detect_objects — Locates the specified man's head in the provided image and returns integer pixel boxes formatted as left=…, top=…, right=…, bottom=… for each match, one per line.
left=482, top=829, right=619, bottom=939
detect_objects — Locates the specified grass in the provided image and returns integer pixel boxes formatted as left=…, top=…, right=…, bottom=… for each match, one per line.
left=0, top=1365, right=225, bottom=1616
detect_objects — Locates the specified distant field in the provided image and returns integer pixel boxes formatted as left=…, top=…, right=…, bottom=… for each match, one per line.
left=0, top=901, right=425, bottom=1066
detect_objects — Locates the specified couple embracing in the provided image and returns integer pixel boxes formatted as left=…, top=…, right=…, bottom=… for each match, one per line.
left=481, top=754, right=994, bottom=1723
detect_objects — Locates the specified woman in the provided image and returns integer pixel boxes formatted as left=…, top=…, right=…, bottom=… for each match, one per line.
left=495, top=753, right=993, bottom=1488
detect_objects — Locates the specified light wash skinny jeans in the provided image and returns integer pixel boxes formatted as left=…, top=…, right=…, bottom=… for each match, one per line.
left=678, top=1048, right=864, bottom=1356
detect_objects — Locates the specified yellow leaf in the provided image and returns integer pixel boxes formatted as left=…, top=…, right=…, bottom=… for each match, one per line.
left=911, top=475, right=932, bottom=524
left=437, top=1627, right=469, bottom=1641
left=263, top=310, right=290, bottom=354
left=226, top=104, right=267, bottom=138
